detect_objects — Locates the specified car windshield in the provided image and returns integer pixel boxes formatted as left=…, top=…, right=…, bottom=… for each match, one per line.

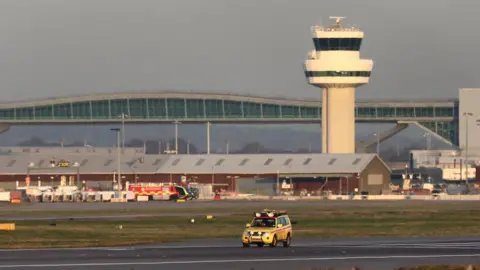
left=251, top=218, right=276, bottom=227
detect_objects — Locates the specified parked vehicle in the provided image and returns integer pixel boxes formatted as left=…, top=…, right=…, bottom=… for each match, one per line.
left=186, top=187, right=199, bottom=199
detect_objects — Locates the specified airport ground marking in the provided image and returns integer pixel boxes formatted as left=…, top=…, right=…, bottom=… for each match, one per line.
left=0, top=253, right=480, bottom=268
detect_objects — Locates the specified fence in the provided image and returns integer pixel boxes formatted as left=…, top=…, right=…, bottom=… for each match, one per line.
left=2, top=190, right=480, bottom=203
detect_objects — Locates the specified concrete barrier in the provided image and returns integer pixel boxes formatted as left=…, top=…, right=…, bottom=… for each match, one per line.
left=0, top=192, right=10, bottom=202
left=99, top=191, right=115, bottom=202
left=137, top=195, right=149, bottom=202
left=19, top=187, right=480, bottom=203
left=219, top=194, right=480, bottom=201
left=111, top=198, right=127, bottom=203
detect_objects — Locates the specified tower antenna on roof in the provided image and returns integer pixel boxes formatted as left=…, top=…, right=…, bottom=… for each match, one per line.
left=329, top=16, right=346, bottom=26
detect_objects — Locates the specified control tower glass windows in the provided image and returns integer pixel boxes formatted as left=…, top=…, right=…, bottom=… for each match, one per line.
left=305, top=71, right=371, bottom=77
left=313, top=38, right=362, bottom=51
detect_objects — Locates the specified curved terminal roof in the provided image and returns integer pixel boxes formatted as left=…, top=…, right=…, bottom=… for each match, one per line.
left=0, top=91, right=457, bottom=109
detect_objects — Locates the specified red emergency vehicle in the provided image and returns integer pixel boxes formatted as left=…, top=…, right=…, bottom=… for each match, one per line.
left=128, top=183, right=180, bottom=201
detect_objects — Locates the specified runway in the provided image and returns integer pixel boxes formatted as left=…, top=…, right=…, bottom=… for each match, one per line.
left=0, top=237, right=479, bottom=270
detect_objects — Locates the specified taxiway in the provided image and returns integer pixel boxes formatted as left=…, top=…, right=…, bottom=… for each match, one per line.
left=0, top=237, right=479, bottom=270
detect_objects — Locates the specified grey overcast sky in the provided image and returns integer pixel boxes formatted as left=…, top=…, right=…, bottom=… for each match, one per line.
left=0, top=0, right=477, bottom=102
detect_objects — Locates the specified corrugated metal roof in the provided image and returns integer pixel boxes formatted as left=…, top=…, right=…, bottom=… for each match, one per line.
left=0, top=154, right=160, bottom=175
left=0, top=147, right=145, bottom=156
left=0, top=153, right=380, bottom=175
left=156, top=153, right=377, bottom=174
left=126, top=156, right=171, bottom=174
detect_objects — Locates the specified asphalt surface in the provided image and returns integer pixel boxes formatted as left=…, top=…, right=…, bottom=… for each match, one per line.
left=1, top=199, right=476, bottom=211
left=0, top=237, right=479, bottom=270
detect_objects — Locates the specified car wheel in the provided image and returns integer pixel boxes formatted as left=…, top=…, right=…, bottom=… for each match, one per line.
left=283, top=234, right=291, bottom=247
left=242, top=243, right=250, bottom=248
left=269, top=235, right=277, bottom=247
left=256, top=243, right=264, bottom=247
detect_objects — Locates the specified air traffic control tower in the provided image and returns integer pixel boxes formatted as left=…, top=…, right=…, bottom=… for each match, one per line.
left=304, top=17, right=374, bottom=154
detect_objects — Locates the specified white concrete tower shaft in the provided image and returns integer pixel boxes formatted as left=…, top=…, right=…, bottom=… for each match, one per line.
left=304, top=17, right=373, bottom=154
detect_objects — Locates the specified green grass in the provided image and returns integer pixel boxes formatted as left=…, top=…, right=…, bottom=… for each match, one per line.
left=2, top=203, right=480, bottom=248
left=1, top=200, right=479, bottom=217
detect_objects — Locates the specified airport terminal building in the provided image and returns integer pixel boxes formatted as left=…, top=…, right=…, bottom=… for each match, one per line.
left=407, top=88, right=480, bottom=182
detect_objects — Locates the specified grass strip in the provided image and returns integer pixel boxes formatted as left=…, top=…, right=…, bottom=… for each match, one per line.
left=1, top=205, right=480, bottom=249
left=1, top=201, right=480, bottom=217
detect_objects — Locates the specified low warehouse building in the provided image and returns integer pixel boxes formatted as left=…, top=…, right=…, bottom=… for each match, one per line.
left=155, top=153, right=391, bottom=195
left=0, top=147, right=162, bottom=189
left=0, top=147, right=391, bottom=195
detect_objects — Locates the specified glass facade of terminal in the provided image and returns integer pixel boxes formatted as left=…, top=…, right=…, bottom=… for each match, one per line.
left=0, top=97, right=458, bottom=144
left=0, top=98, right=456, bottom=120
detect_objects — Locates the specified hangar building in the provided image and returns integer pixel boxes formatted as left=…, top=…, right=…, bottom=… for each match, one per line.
left=0, top=147, right=391, bottom=195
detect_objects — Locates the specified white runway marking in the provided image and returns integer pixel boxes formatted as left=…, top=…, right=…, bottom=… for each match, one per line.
left=97, top=248, right=132, bottom=251
left=126, top=241, right=480, bottom=250
left=1, top=241, right=480, bottom=252
left=321, top=245, right=480, bottom=250
left=0, top=254, right=479, bottom=268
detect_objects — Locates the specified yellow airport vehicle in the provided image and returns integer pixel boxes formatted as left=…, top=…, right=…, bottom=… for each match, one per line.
left=241, top=209, right=296, bottom=248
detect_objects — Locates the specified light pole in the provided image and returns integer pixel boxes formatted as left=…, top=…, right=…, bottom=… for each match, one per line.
left=463, top=112, right=473, bottom=186
left=130, top=165, right=138, bottom=183
left=373, top=132, right=380, bottom=154
left=211, top=165, right=215, bottom=195
left=111, top=128, right=121, bottom=193
left=187, top=140, right=190, bottom=155
left=206, top=122, right=211, bottom=154
left=423, top=133, right=432, bottom=150
left=173, top=121, right=181, bottom=154
left=119, top=113, right=129, bottom=151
